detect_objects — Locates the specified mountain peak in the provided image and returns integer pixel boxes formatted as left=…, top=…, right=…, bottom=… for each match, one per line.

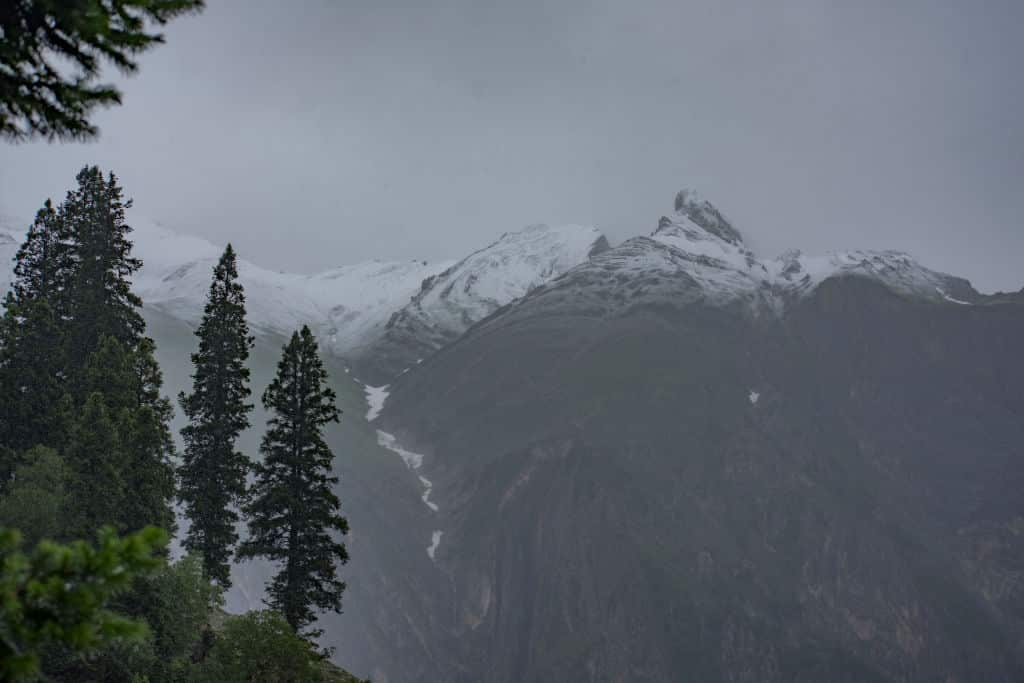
left=672, top=189, right=743, bottom=245
left=538, top=191, right=988, bottom=319
left=354, top=221, right=609, bottom=382
left=649, top=190, right=756, bottom=278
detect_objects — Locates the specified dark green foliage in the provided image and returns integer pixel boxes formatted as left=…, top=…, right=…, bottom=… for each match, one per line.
left=179, top=245, right=254, bottom=588
left=0, top=202, right=73, bottom=467
left=62, top=336, right=176, bottom=539
left=62, top=166, right=146, bottom=372
left=0, top=168, right=364, bottom=680
left=0, top=298, right=67, bottom=463
left=139, top=555, right=221, bottom=674
left=1, top=169, right=170, bottom=489
left=64, top=554, right=223, bottom=682
left=9, top=200, right=72, bottom=303
left=63, top=392, right=127, bottom=540
left=0, top=166, right=181, bottom=540
left=239, top=326, right=349, bottom=633
left=118, top=342, right=177, bottom=536
left=0, top=0, right=205, bottom=141
left=0, top=447, right=69, bottom=547
left=79, top=332, right=136, bottom=410
left=0, top=525, right=167, bottom=682
left=0, top=168, right=172, bottom=508
left=44, top=553, right=222, bottom=683
left=187, top=611, right=326, bottom=683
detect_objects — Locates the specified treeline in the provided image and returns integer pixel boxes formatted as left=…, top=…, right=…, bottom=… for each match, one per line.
left=0, top=168, right=356, bottom=682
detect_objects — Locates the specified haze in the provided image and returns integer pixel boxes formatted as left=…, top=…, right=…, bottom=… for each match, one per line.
left=1, top=0, right=1021, bottom=292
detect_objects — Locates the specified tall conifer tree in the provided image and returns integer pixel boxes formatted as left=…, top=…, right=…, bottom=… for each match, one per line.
left=0, top=201, right=72, bottom=477
left=239, top=326, right=348, bottom=632
left=61, top=166, right=145, bottom=376
left=47, top=166, right=176, bottom=537
left=179, top=245, right=255, bottom=588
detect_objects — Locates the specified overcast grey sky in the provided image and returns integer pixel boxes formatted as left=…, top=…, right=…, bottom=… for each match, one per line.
left=1, top=0, right=1021, bottom=291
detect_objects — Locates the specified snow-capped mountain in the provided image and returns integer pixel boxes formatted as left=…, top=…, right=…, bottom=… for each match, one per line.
left=0, top=211, right=454, bottom=350
left=0, top=212, right=612, bottom=372
left=129, top=219, right=612, bottom=367
left=370, top=191, right=1024, bottom=683
left=352, top=222, right=610, bottom=381
left=656, top=189, right=980, bottom=307
left=129, top=215, right=454, bottom=350
left=510, top=189, right=983, bottom=321
left=0, top=190, right=996, bottom=365
left=404, top=222, right=609, bottom=330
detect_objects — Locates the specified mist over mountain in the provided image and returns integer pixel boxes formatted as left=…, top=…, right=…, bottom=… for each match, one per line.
left=1, top=190, right=1022, bottom=681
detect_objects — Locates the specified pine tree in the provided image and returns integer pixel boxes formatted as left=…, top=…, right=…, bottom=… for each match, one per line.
left=179, top=245, right=255, bottom=588
left=62, top=166, right=145, bottom=377
left=50, top=167, right=177, bottom=537
left=0, top=202, right=73, bottom=476
left=239, top=326, right=349, bottom=633
left=0, top=168, right=177, bottom=539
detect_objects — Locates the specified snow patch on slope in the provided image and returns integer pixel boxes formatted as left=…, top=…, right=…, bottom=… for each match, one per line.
left=419, top=475, right=439, bottom=512
left=427, top=530, right=443, bottom=560
left=936, top=287, right=970, bottom=305
left=374, top=429, right=443, bottom=560
left=375, top=429, right=424, bottom=470
left=363, top=384, right=390, bottom=421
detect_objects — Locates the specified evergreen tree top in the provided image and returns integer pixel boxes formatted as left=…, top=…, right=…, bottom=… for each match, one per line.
left=10, top=199, right=71, bottom=305
left=0, top=0, right=205, bottom=141
left=208, top=243, right=244, bottom=301
left=264, top=325, right=341, bottom=431
left=63, top=165, right=147, bottom=357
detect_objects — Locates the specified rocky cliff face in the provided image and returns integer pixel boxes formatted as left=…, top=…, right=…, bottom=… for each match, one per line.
left=369, top=194, right=1024, bottom=681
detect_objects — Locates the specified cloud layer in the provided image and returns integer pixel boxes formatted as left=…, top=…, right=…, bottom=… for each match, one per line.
left=1, top=0, right=1021, bottom=291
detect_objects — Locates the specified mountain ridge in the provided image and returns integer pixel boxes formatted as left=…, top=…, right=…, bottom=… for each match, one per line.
left=351, top=222, right=610, bottom=382
left=3, top=191, right=1017, bottom=346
